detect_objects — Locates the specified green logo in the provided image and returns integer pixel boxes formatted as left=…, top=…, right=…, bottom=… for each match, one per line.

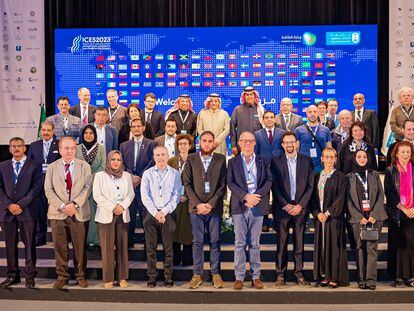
left=303, top=32, right=317, bottom=46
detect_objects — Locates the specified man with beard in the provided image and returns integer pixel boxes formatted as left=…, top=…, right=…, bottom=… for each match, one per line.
left=182, top=131, right=227, bottom=289
left=165, top=94, right=197, bottom=143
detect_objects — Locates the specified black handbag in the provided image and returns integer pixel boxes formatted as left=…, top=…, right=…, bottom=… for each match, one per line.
left=360, top=223, right=379, bottom=241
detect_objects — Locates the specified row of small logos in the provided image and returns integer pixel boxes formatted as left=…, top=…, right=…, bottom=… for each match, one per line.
left=95, top=52, right=337, bottom=62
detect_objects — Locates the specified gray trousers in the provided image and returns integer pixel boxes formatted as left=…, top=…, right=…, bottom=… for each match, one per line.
left=351, top=221, right=383, bottom=286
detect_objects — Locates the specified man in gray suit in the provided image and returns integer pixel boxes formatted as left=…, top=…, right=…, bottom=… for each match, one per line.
left=91, top=107, right=118, bottom=155
left=351, top=93, right=379, bottom=148
left=275, top=97, right=303, bottom=132
left=106, top=89, right=128, bottom=135
left=154, top=119, right=178, bottom=158
left=44, top=136, right=92, bottom=289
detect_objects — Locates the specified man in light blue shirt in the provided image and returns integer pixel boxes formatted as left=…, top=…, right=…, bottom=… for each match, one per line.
left=141, top=146, right=181, bottom=288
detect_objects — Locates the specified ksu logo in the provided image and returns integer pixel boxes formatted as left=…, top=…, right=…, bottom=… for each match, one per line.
left=71, top=35, right=82, bottom=53
left=302, top=32, right=316, bottom=46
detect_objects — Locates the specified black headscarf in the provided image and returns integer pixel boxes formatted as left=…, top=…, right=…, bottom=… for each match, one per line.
left=351, top=149, right=370, bottom=176
left=81, top=125, right=97, bottom=150
left=81, top=125, right=99, bottom=165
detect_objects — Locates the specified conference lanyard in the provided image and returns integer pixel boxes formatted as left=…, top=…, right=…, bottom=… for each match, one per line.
left=242, top=155, right=256, bottom=182
left=355, top=171, right=369, bottom=201
left=156, top=169, right=170, bottom=198
left=108, top=106, right=119, bottom=122
left=43, top=141, right=51, bottom=162
left=309, top=125, right=319, bottom=147
left=179, top=111, right=190, bottom=125
left=401, top=105, right=413, bottom=119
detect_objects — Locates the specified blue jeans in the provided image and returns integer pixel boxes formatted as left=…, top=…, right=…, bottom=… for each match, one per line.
left=190, top=213, right=221, bottom=275
left=233, top=209, right=263, bottom=281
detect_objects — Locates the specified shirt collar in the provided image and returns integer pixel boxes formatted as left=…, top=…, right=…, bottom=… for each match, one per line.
left=199, top=152, right=213, bottom=160
left=43, top=138, right=53, bottom=144
left=154, top=165, right=169, bottom=174
left=241, top=152, right=255, bottom=163
left=62, top=159, right=75, bottom=166
left=166, top=134, right=176, bottom=139
left=286, top=153, right=298, bottom=163
left=12, top=156, right=27, bottom=165
left=283, top=113, right=291, bottom=118
left=133, top=136, right=144, bottom=143
left=94, top=122, right=105, bottom=129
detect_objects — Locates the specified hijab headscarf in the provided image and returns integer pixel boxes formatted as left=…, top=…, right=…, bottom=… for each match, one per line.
left=165, top=94, right=195, bottom=120
left=350, top=150, right=370, bottom=175
left=81, top=125, right=99, bottom=165
left=105, top=150, right=124, bottom=179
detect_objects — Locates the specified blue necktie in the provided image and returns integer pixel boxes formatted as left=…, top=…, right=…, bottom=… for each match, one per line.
left=13, top=162, right=21, bottom=184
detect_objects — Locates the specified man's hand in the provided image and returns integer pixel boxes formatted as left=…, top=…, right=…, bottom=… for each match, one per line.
left=317, top=213, right=327, bottom=223
left=245, top=194, right=261, bottom=207
left=114, top=205, right=124, bottom=216
left=196, top=203, right=210, bottom=215
left=155, top=211, right=166, bottom=224
left=289, top=204, right=302, bottom=216
left=63, top=203, right=77, bottom=217
left=8, top=204, right=22, bottom=215
left=132, top=175, right=141, bottom=188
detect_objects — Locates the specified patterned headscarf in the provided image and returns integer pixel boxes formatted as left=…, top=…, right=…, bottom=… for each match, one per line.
left=105, top=150, right=124, bottom=179
left=165, top=94, right=195, bottom=120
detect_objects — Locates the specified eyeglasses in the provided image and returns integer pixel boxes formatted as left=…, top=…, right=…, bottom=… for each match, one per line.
left=240, top=139, right=255, bottom=144
left=283, top=141, right=296, bottom=145
left=10, top=144, right=24, bottom=149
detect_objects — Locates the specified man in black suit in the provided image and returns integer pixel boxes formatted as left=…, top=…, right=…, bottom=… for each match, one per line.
left=27, top=120, right=61, bottom=246
left=0, top=137, right=42, bottom=288
left=119, top=118, right=156, bottom=246
left=141, top=93, right=165, bottom=137
left=351, top=93, right=379, bottom=148
left=69, top=87, right=97, bottom=126
left=90, top=107, right=118, bottom=155
left=182, top=131, right=227, bottom=289
left=271, top=131, right=314, bottom=288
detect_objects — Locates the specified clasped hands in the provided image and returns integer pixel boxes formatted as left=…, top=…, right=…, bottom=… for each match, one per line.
left=132, top=175, right=141, bottom=189
left=61, top=202, right=77, bottom=217
left=244, top=193, right=261, bottom=208
left=113, top=204, right=124, bottom=216
left=155, top=211, right=166, bottom=223
left=7, top=204, right=22, bottom=215
left=360, top=216, right=376, bottom=225
left=283, top=204, right=302, bottom=216
left=196, top=203, right=212, bottom=215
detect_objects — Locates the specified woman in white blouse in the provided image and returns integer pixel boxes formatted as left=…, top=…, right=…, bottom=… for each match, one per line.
left=93, top=150, right=135, bottom=288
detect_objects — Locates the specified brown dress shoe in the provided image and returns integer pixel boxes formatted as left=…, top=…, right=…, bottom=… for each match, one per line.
left=253, top=279, right=264, bottom=289
left=77, top=278, right=89, bottom=288
left=53, top=279, right=68, bottom=289
left=233, top=280, right=243, bottom=290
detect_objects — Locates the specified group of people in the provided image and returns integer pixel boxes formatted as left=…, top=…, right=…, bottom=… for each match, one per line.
left=1, top=86, right=414, bottom=291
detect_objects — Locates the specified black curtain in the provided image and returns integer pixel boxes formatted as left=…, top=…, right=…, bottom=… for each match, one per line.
left=0, top=0, right=389, bottom=160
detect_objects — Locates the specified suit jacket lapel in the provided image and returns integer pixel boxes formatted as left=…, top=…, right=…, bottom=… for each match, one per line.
left=282, top=156, right=291, bottom=199
left=280, top=114, right=287, bottom=130
left=236, top=156, right=248, bottom=190
left=368, top=172, right=376, bottom=211
left=349, top=175, right=361, bottom=212
left=362, top=110, right=369, bottom=124
left=261, top=129, right=271, bottom=147
left=105, top=126, right=111, bottom=151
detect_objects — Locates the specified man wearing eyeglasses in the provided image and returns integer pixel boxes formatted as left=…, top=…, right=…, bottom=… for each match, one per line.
left=0, top=137, right=42, bottom=289
left=227, top=131, right=272, bottom=290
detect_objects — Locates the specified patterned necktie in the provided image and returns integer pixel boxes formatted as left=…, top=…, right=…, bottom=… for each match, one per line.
left=268, top=129, right=273, bottom=144
left=285, top=115, right=290, bottom=128
left=82, top=105, right=88, bottom=126
left=146, top=112, right=152, bottom=122
left=357, top=110, right=362, bottom=121
left=13, top=162, right=21, bottom=184
left=65, top=163, right=72, bottom=200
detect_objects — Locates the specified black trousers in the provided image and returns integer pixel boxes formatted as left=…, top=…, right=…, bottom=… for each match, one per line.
left=275, top=213, right=307, bottom=279
left=35, top=188, right=48, bottom=244
left=128, top=193, right=145, bottom=243
left=0, top=218, right=37, bottom=278
left=143, top=213, right=176, bottom=280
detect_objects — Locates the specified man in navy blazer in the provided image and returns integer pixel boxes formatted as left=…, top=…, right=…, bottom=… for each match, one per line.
left=271, top=131, right=314, bottom=288
left=0, top=137, right=42, bottom=289
left=227, top=131, right=272, bottom=290
left=27, top=120, right=61, bottom=246
left=88, top=107, right=118, bottom=155
left=119, top=118, right=156, bottom=245
left=141, top=93, right=165, bottom=137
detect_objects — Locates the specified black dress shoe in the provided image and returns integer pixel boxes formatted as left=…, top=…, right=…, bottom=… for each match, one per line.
left=274, top=278, right=286, bottom=288
left=392, top=278, right=405, bottom=288
left=262, top=225, right=270, bottom=232
left=164, top=278, right=174, bottom=288
left=25, top=278, right=35, bottom=289
left=328, top=282, right=338, bottom=289
left=297, top=277, right=311, bottom=287
left=369, top=285, right=376, bottom=290
left=358, top=282, right=367, bottom=289
left=0, top=277, right=21, bottom=288
left=147, top=280, right=156, bottom=288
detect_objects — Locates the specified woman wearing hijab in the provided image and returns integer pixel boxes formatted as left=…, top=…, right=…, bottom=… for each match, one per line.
left=93, top=150, right=135, bottom=288
left=311, top=147, right=349, bottom=288
left=337, top=121, right=377, bottom=174
left=118, top=103, right=155, bottom=147
left=385, top=141, right=414, bottom=287
left=346, top=149, right=387, bottom=290
left=76, top=125, right=106, bottom=249
left=168, top=134, right=194, bottom=266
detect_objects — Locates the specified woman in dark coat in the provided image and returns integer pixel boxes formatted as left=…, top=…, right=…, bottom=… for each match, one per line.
left=336, top=121, right=377, bottom=174
left=311, top=147, right=349, bottom=288
left=385, top=140, right=414, bottom=287
left=346, top=149, right=387, bottom=290
left=118, top=104, right=155, bottom=147
left=168, top=134, right=194, bottom=266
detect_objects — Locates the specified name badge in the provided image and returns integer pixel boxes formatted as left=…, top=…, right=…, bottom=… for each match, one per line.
left=42, top=163, right=48, bottom=173
left=204, top=181, right=210, bottom=194
left=362, top=199, right=371, bottom=212
left=180, top=185, right=185, bottom=196
left=310, top=148, right=317, bottom=158
left=181, top=130, right=187, bottom=134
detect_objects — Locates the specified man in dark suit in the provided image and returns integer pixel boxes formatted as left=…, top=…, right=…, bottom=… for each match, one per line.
left=27, top=120, right=61, bottom=246
left=331, top=109, right=352, bottom=152
left=106, top=89, right=128, bottom=135
left=351, top=93, right=379, bottom=148
left=141, top=93, right=165, bottom=137
left=271, top=131, right=314, bottom=288
left=69, top=87, right=97, bottom=126
left=119, top=118, right=157, bottom=245
left=154, top=119, right=178, bottom=158
left=90, top=107, right=118, bottom=155
left=275, top=97, right=303, bottom=132
left=0, top=137, right=42, bottom=289
left=227, top=131, right=272, bottom=290
left=182, top=131, right=227, bottom=289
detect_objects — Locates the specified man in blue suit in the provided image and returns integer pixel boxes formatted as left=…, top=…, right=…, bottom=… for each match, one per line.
left=119, top=118, right=156, bottom=246
left=0, top=137, right=42, bottom=289
left=227, top=131, right=272, bottom=290
left=27, top=121, right=61, bottom=246
left=89, top=107, right=118, bottom=155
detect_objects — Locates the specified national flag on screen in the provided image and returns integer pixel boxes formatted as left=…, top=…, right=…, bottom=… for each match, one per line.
left=265, top=53, right=273, bottom=59
left=96, top=73, right=104, bottom=78
left=179, top=72, right=189, bottom=78
left=131, top=91, right=140, bottom=96
left=314, top=98, right=323, bottom=103
left=130, top=55, right=139, bottom=60
left=289, top=80, right=299, bottom=86
left=327, top=89, right=336, bottom=94
left=229, top=72, right=237, bottom=78
left=167, top=64, right=176, bottom=70
left=118, top=82, right=127, bottom=87
left=155, top=73, right=164, bottom=78
left=130, top=100, right=139, bottom=104
left=290, top=89, right=299, bottom=94
left=167, top=54, right=176, bottom=60
left=216, top=64, right=225, bottom=69
left=252, top=53, right=262, bottom=59
left=157, top=64, right=162, bottom=70
left=252, top=81, right=261, bottom=86
left=119, top=55, right=127, bottom=60
left=179, top=54, right=188, bottom=61
left=180, top=81, right=189, bottom=87
left=327, top=71, right=335, bottom=76
left=240, top=72, right=249, bottom=77
left=192, top=63, right=201, bottom=69
left=301, top=62, right=311, bottom=68
left=118, top=91, right=128, bottom=96
left=252, top=63, right=261, bottom=68
left=109, top=64, right=115, bottom=70
left=290, top=53, right=298, bottom=58
left=327, top=79, right=336, bottom=85
left=279, top=80, right=286, bottom=86
left=315, top=89, right=324, bottom=95
left=290, top=72, right=299, bottom=77
left=265, top=62, right=274, bottom=68
left=107, top=55, right=116, bottom=61
left=191, top=81, right=201, bottom=87
left=203, top=81, right=212, bottom=87
left=107, top=73, right=116, bottom=78
left=144, top=64, right=151, bottom=70
left=107, top=82, right=116, bottom=87
left=314, top=62, right=324, bottom=69
left=228, top=63, right=237, bottom=69
left=277, top=53, right=286, bottom=58
left=204, top=72, right=213, bottom=78
left=191, top=55, right=201, bottom=60
left=314, top=80, right=324, bottom=86
left=204, top=63, right=213, bottom=69
left=154, top=54, right=163, bottom=60
left=277, top=62, right=286, bottom=68
left=96, top=55, right=104, bottom=61
left=302, top=53, right=311, bottom=58
left=216, top=54, right=225, bottom=60
left=314, top=71, right=324, bottom=76
left=143, top=55, right=152, bottom=61
left=216, top=81, right=225, bottom=87
left=240, top=80, right=249, bottom=86
left=253, top=72, right=261, bottom=78
left=143, top=82, right=152, bottom=87
left=216, top=72, right=225, bottom=78
left=145, top=73, right=152, bottom=78
left=131, top=82, right=140, bottom=87
left=96, top=100, right=105, bottom=106
left=301, top=80, right=311, bottom=86
left=167, top=72, right=176, bottom=78
left=118, top=64, right=127, bottom=70
left=167, top=81, right=176, bottom=87
left=192, top=72, right=201, bottom=77
left=315, top=53, right=323, bottom=59
left=119, top=99, right=128, bottom=104
left=228, top=54, right=237, bottom=59
left=265, top=72, right=274, bottom=77
left=326, top=52, right=335, bottom=58
left=179, top=64, right=189, bottom=69
left=228, top=81, right=237, bottom=86
left=240, top=54, right=249, bottom=59
left=327, top=62, right=336, bottom=68
left=277, top=71, right=286, bottom=76
left=292, top=98, right=299, bottom=104
left=204, top=55, right=212, bottom=60
left=265, top=80, right=274, bottom=86
left=155, top=82, right=164, bottom=87
left=131, top=64, right=139, bottom=70
left=302, top=89, right=311, bottom=95
left=290, top=62, right=298, bottom=68
left=302, top=98, right=311, bottom=104
left=240, top=63, right=249, bottom=68
left=131, top=73, right=140, bottom=78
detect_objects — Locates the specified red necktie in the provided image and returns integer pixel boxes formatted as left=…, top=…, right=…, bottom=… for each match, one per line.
left=268, top=129, right=273, bottom=144
left=65, top=163, right=72, bottom=201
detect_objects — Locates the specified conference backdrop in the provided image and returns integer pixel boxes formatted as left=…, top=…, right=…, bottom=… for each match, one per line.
left=55, top=25, right=378, bottom=116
